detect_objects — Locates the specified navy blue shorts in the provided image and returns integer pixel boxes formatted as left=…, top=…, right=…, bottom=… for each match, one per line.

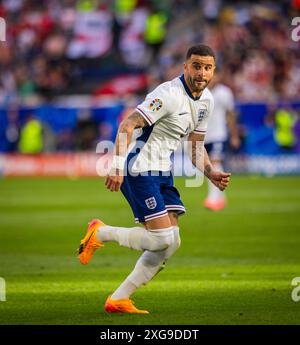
left=121, top=171, right=186, bottom=223
left=205, top=141, right=226, bottom=160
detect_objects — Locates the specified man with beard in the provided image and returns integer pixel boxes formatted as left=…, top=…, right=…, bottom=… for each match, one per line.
left=77, top=44, right=231, bottom=314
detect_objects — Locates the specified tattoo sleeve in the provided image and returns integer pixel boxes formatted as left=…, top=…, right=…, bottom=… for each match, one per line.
left=114, top=111, right=148, bottom=157
left=188, top=133, right=213, bottom=179
left=125, top=111, right=148, bottom=129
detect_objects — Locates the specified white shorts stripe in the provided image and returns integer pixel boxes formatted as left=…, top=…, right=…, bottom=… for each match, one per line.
left=166, top=205, right=186, bottom=210
left=144, top=209, right=167, bottom=220
left=144, top=211, right=169, bottom=222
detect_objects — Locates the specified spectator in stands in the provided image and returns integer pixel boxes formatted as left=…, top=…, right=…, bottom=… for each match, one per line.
left=5, top=108, right=20, bottom=152
left=118, top=2, right=150, bottom=66
left=274, top=105, right=297, bottom=152
left=18, top=114, right=43, bottom=154
left=144, top=3, right=168, bottom=61
left=67, top=1, right=113, bottom=59
left=0, top=0, right=300, bottom=155
left=0, top=0, right=299, bottom=103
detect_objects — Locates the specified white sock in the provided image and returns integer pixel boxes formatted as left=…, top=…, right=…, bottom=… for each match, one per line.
left=111, top=226, right=180, bottom=300
left=96, top=224, right=174, bottom=251
left=207, top=162, right=225, bottom=201
left=110, top=280, right=137, bottom=300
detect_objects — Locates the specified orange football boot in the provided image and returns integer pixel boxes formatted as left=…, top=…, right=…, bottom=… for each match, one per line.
left=104, top=295, right=149, bottom=314
left=78, top=219, right=104, bottom=265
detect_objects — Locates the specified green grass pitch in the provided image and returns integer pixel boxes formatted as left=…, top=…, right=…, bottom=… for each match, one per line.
left=0, top=176, right=300, bottom=325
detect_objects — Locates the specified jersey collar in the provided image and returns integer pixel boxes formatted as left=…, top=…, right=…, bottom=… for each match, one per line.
left=179, top=74, right=201, bottom=101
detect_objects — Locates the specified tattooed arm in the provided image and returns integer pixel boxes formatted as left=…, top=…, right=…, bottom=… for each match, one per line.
left=188, top=132, right=231, bottom=191
left=114, top=111, right=148, bottom=157
left=105, top=111, right=148, bottom=192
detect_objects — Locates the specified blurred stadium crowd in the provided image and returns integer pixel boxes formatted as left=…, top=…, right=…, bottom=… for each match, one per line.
left=0, top=0, right=300, bottom=154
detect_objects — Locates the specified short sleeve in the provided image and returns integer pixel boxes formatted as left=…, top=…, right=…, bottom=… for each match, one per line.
left=136, top=84, right=177, bottom=126
left=193, top=96, right=214, bottom=135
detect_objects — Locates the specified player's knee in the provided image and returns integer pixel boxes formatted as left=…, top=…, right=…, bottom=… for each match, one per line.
left=173, top=227, right=181, bottom=251
left=147, top=228, right=174, bottom=251
left=171, top=236, right=181, bottom=254
left=165, top=227, right=181, bottom=258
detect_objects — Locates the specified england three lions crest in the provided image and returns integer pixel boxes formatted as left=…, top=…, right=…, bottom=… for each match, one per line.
left=198, top=108, right=208, bottom=122
left=145, top=197, right=157, bottom=209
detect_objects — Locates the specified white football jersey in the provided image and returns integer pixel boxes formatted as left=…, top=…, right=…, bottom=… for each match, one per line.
left=205, top=84, right=235, bottom=144
left=127, top=75, right=214, bottom=173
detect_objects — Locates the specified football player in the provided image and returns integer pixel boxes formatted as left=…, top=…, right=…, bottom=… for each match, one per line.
left=78, top=44, right=231, bottom=314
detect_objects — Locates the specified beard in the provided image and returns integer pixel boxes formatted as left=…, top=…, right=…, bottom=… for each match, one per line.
left=189, top=76, right=209, bottom=92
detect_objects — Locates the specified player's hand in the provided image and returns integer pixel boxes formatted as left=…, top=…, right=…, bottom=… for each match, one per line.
left=105, top=169, right=124, bottom=192
left=208, top=170, right=231, bottom=191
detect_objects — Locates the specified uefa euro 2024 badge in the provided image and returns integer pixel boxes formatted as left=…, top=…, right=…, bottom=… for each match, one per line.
left=149, top=98, right=163, bottom=112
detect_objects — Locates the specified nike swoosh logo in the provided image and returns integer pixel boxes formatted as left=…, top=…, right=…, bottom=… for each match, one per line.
left=178, top=112, right=189, bottom=116
left=78, top=230, right=95, bottom=254
left=84, top=230, right=95, bottom=248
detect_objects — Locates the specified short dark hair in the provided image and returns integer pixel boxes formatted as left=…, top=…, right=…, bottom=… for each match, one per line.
left=186, top=44, right=216, bottom=61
